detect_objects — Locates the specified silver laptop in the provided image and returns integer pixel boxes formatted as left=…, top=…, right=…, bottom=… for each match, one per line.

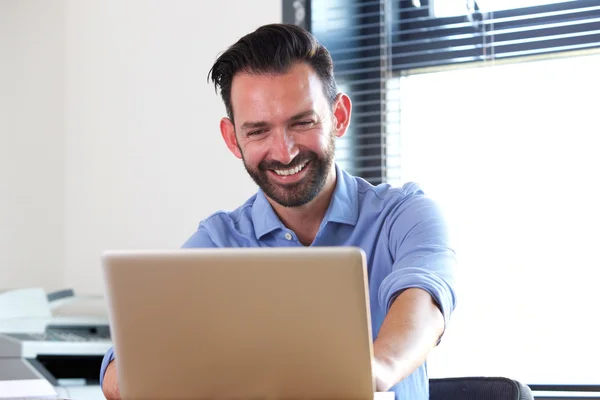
left=102, top=247, right=387, bottom=400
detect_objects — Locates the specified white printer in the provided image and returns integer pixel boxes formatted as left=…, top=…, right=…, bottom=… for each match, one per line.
left=0, top=288, right=112, bottom=399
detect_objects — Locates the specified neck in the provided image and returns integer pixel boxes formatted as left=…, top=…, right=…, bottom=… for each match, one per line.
left=268, top=165, right=337, bottom=246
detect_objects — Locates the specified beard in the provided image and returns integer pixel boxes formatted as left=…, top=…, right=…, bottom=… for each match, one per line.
left=240, top=132, right=336, bottom=208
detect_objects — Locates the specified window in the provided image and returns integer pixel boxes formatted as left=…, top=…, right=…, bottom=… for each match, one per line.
left=284, top=0, right=600, bottom=390
left=432, top=0, right=577, bottom=18
left=397, top=52, right=600, bottom=386
left=309, top=0, right=600, bottom=184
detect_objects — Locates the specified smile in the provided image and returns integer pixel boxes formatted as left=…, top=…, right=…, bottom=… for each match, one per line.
left=272, top=161, right=308, bottom=176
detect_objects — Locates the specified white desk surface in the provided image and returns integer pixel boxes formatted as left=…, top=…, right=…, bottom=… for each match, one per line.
left=375, top=392, right=395, bottom=400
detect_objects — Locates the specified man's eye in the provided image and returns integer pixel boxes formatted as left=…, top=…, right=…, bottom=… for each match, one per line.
left=247, top=129, right=265, bottom=136
left=293, top=121, right=314, bottom=127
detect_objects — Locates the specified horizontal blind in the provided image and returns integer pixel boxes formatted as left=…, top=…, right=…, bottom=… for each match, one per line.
left=298, top=0, right=600, bottom=185
left=310, top=0, right=390, bottom=184
left=391, top=0, right=600, bottom=72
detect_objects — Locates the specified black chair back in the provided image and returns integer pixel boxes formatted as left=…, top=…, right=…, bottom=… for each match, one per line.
left=429, top=376, right=534, bottom=400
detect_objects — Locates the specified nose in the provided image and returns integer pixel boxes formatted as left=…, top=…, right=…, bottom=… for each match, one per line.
left=271, top=128, right=299, bottom=165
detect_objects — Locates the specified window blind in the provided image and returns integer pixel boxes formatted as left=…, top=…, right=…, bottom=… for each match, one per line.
left=283, top=0, right=600, bottom=185
left=390, top=0, right=600, bottom=71
left=310, top=0, right=391, bottom=184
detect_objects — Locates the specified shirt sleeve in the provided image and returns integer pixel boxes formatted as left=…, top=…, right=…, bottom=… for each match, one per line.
left=181, top=225, right=218, bottom=248
left=100, top=226, right=217, bottom=385
left=378, top=191, right=457, bottom=336
left=99, top=345, right=115, bottom=388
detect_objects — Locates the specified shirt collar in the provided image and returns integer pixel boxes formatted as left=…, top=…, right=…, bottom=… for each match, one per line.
left=251, top=188, right=285, bottom=240
left=251, top=163, right=359, bottom=240
left=321, top=163, right=359, bottom=226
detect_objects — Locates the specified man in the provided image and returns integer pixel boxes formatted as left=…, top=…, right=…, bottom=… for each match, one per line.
left=101, top=23, right=456, bottom=400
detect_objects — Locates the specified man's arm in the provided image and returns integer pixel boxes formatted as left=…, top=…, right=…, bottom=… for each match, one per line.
left=372, top=288, right=445, bottom=391
left=99, top=346, right=117, bottom=398
left=102, top=360, right=121, bottom=400
left=375, top=189, right=457, bottom=390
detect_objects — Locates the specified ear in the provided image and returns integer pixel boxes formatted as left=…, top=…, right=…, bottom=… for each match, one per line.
left=332, top=93, right=352, bottom=139
left=220, top=117, right=242, bottom=159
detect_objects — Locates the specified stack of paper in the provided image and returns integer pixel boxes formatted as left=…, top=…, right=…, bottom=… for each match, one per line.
left=0, top=378, right=68, bottom=399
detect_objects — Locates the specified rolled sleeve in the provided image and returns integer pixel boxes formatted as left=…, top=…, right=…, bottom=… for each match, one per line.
left=379, top=259, right=456, bottom=328
left=99, top=346, right=115, bottom=388
left=378, top=192, right=457, bottom=332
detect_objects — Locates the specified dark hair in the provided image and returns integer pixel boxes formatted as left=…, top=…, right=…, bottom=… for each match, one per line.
left=208, top=23, right=338, bottom=123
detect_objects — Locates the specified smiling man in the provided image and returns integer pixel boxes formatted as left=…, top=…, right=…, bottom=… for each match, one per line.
left=100, top=23, right=457, bottom=400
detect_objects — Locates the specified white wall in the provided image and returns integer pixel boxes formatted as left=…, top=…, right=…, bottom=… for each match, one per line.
left=64, top=0, right=280, bottom=295
left=1, top=0, right=280, bottom=295
left=0, top=1, right=65, bottom=292
left=64, top=0, right=282, bottom=294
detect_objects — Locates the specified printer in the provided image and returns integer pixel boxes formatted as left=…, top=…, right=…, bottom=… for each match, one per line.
left=0, top=287, right=112, bottom=399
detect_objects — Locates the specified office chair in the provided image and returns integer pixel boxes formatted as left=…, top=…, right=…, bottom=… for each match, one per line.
left=429, top=376, right=534, bottom=400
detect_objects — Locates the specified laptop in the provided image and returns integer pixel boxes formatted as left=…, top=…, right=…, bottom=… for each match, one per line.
left=102, top=247, right=392, bottom=400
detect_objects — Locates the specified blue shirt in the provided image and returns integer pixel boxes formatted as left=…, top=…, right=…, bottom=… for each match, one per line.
left=100, top=164, right=457, bottom=399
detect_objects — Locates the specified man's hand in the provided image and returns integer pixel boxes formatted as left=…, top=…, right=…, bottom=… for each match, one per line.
left=372, top=288, right=445, bottom=391
left=372, top=357, right=398, bottom=392
left=102, top=360, right=121, bottom=400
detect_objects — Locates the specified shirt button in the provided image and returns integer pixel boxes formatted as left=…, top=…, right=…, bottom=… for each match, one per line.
left=284, top=232, right=293, bottom=240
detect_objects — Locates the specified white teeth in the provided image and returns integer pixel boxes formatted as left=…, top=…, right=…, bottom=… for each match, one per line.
left=274, top=161, right=307, bottom=176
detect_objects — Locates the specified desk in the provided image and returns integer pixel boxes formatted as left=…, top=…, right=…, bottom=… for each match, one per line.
left=374, top=392, right=395, bottom=400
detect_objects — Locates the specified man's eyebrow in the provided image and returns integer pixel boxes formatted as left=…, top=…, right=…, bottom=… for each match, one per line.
left=289, top=110, right=318, bottom=121
left=240, top=120, right=270, bottom=132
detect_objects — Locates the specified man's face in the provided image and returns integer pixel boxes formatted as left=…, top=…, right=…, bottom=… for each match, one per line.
left=223, top=63, right=338, bottom=208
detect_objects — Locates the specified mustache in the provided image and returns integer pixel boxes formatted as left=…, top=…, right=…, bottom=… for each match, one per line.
left=259, top=152, right=316, bottom=171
